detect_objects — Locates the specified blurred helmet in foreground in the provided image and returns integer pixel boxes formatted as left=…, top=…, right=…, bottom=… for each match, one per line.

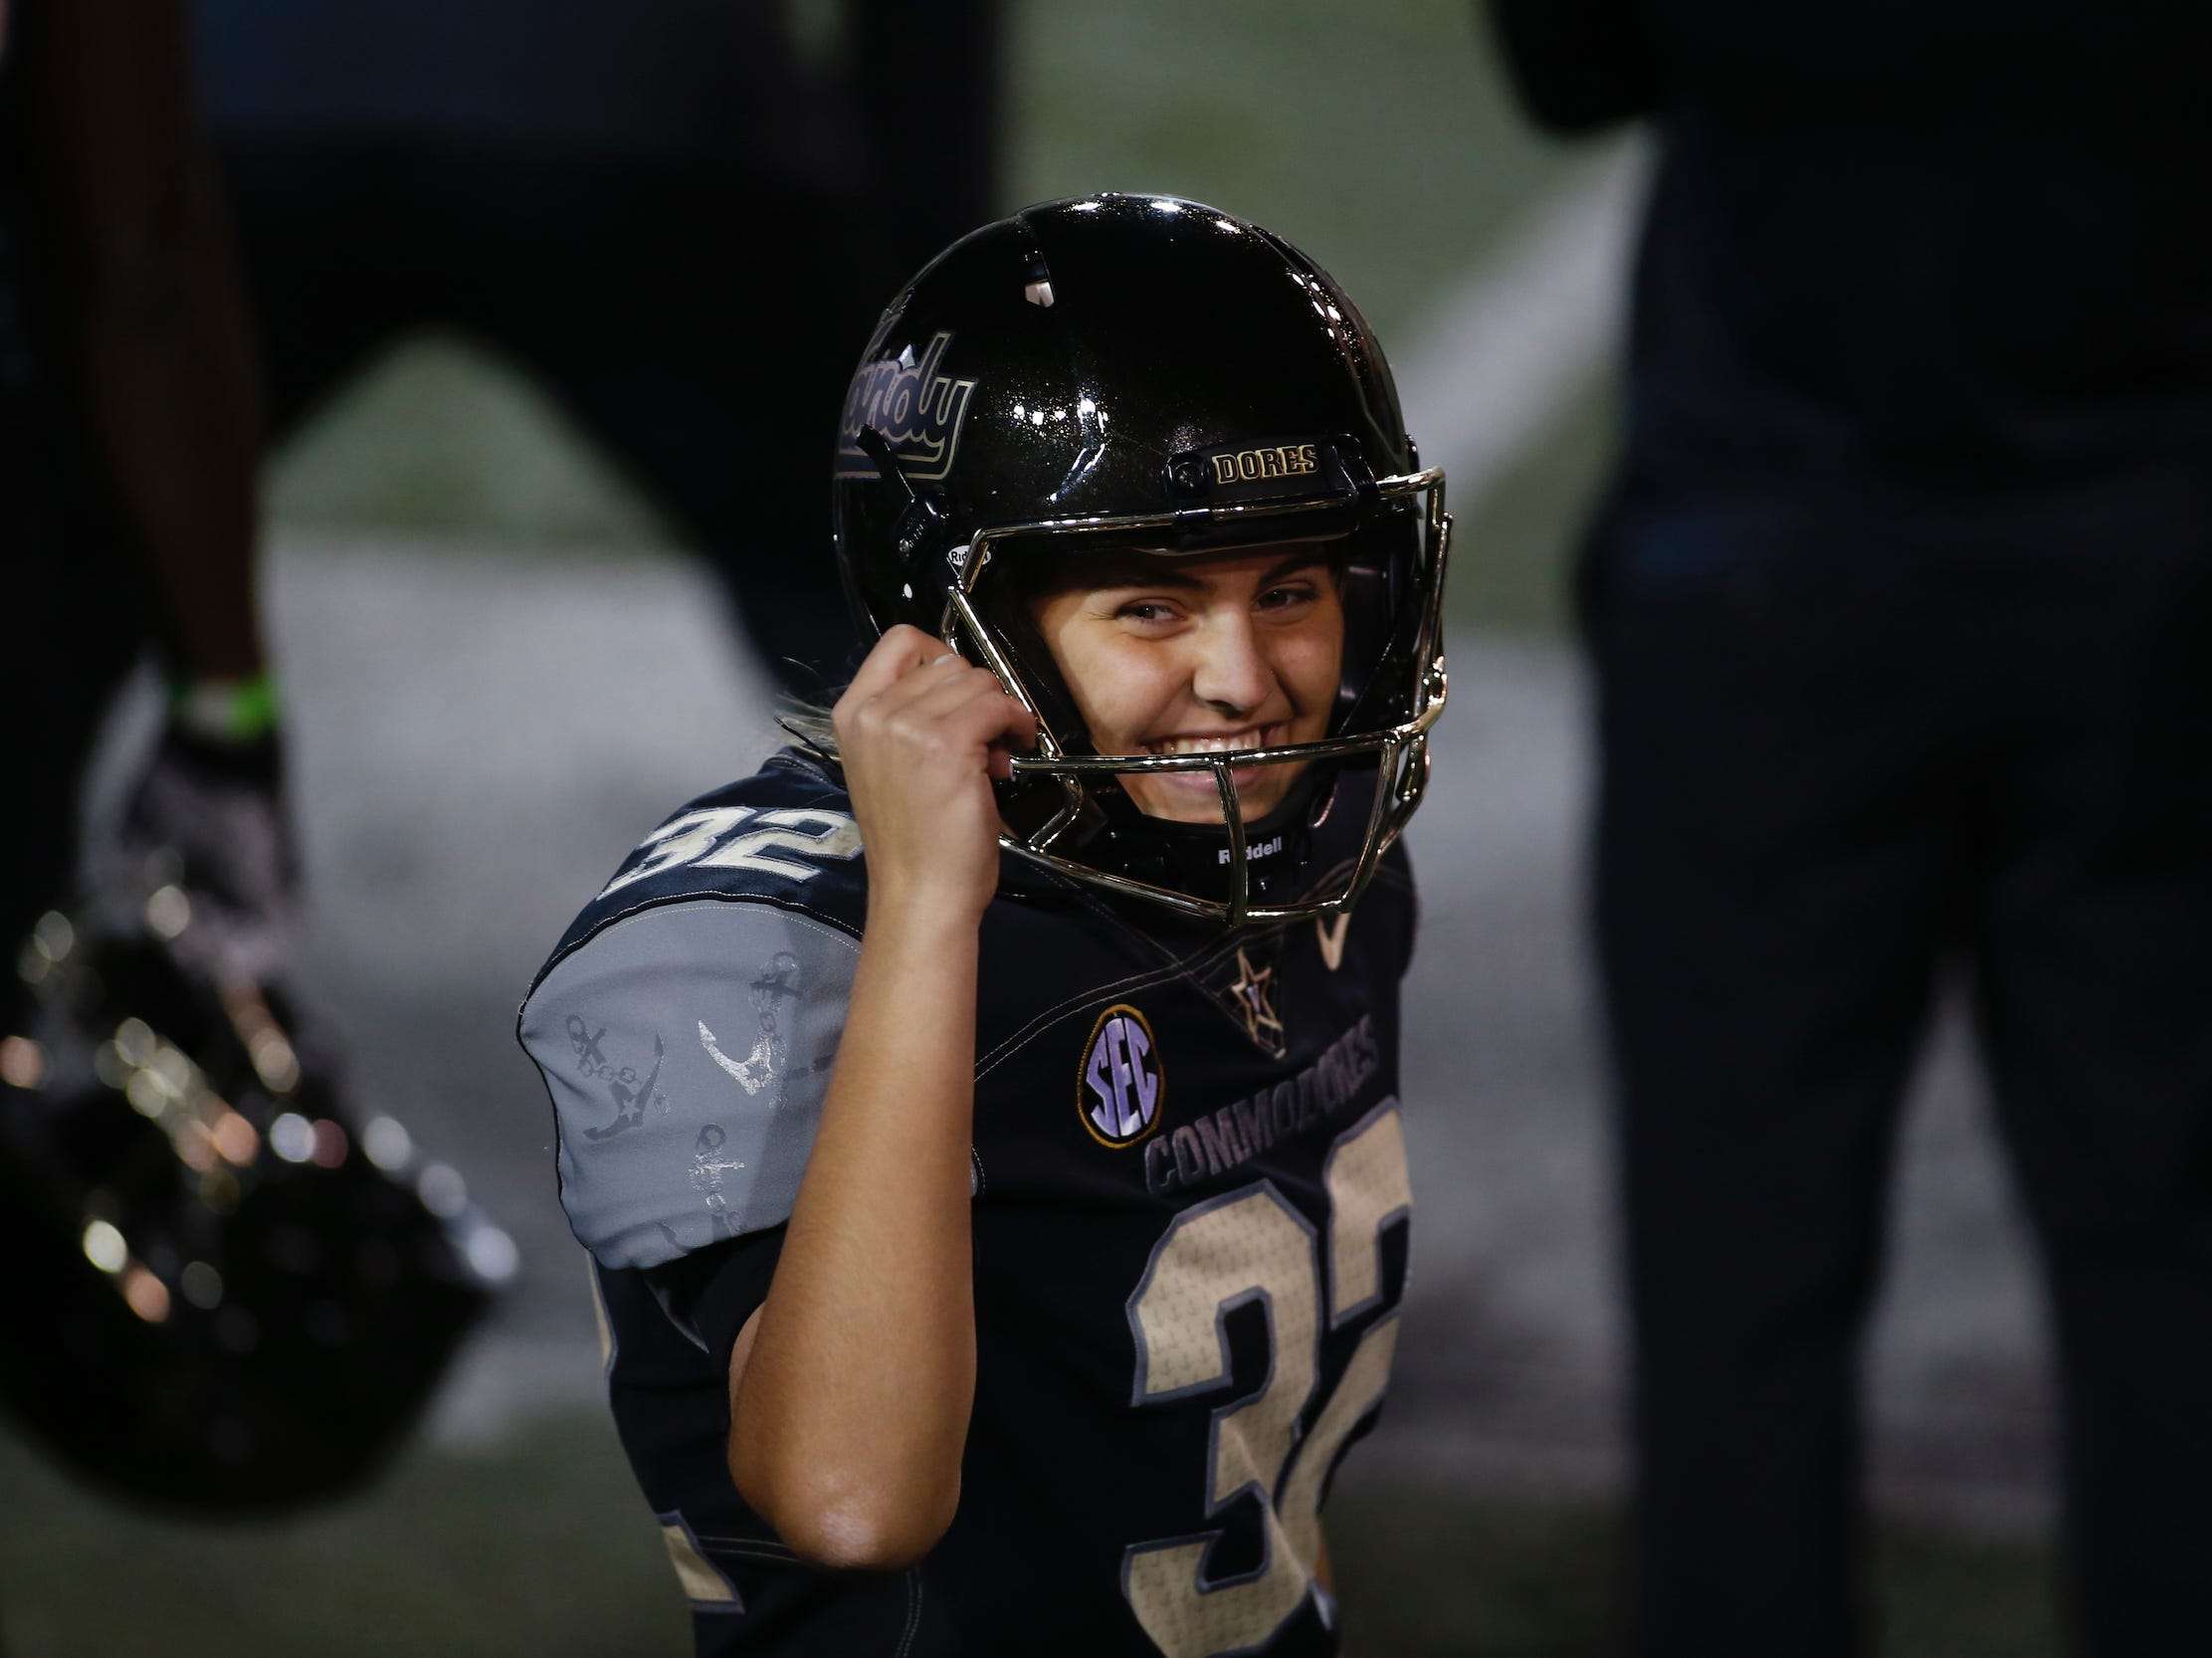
left=0, top=864, right=510, bottom=1512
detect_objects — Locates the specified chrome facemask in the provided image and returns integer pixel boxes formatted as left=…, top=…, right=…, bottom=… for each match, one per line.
left=940, top=467, right=1450, bottom=926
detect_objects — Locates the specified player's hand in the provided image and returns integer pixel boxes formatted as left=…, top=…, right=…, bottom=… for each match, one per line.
left=115, top=724, right=302, bottom=983
left=832, top=625, right=1036, bottom=928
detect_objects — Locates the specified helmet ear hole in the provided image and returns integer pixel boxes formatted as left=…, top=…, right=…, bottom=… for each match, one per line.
left=855, top=426, right=953, bottom=591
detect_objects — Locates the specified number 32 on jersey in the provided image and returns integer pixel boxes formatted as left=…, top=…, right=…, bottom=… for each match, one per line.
left=599, top=806, right=863, bottom=898
left=1123, top=1103, right=1412, bottom=1658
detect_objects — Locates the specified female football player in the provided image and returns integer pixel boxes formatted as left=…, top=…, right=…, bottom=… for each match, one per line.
left=520, top=193, right=1449, bottom=1657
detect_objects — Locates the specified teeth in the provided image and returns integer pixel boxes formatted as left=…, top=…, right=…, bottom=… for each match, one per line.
left=1148, top=728, right=1266, bottom=756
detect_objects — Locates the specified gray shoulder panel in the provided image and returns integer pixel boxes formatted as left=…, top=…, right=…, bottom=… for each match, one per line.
left=519, top=898, right=860, bottom=1269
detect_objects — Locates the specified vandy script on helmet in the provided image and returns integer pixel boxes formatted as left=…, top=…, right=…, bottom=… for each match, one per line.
left=835, top=330, right=977, bottom=482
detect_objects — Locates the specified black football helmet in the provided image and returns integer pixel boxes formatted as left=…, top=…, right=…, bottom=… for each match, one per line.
left=0, top=863, right=508, bottom=1512
left=831, top=193, right=1449, bottom=925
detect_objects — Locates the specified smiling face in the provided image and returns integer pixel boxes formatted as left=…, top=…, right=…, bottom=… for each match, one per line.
left=1025, top=546, right=1345, bottom=824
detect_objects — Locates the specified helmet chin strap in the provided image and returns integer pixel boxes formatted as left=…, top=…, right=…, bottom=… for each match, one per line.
left=1077, top=762, right=1342, bottom=914
left=855, top=425, right=951, bottom=595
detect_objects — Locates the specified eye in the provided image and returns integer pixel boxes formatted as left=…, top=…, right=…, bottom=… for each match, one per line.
left=1111, top=597, right=1183, bottom=628
left=1256, top=581, right=1321, bottom=614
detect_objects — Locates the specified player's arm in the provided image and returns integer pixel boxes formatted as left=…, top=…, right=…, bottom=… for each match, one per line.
left=726, top=626, right=1034, bottom=1571
left=18, top=0, right=266, bottom=680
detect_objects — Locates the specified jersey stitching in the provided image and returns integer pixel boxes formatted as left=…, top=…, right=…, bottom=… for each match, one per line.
left=972, top=924, right=1271, bottom=1079
left=769, top=749, right=839, bottom=787
left=1168, top=932, right=1309, bottom=1050
left=894, top=1570, right=923, bottom=1658
left=690, top=1537, right=800, bottom=1560
left=973, top=874, right=1266, bottom=1072
left=974, top=850, right=1408, bottom=1072
left=1040, top=847, right=1398, bottom=976
left=522, top=887, right=862, bottom=1005
left=969, top=1145, right=987, bottom=1199
left=650, top=1288, right=711, bottom=1355
left=1060, top=884, right=1188, bottom=965
left=973, top=943, right=1220, bottom=1080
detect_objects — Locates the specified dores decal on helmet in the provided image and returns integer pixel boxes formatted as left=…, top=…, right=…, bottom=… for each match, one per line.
left=832, top=193, right=1450, bottom=924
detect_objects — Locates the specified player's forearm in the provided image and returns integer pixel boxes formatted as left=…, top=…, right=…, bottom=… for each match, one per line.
left=68, top=150, right=266, bottom=680
left=24, top=1, right=266, bottom=680
left=730, top=899, right=979, bottom=1568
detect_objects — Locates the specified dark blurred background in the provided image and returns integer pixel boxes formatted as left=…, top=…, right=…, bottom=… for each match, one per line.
left=0, top=2, right=2081, bottom=1653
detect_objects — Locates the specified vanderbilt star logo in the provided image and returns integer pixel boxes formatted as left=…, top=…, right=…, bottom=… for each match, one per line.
left=1227, top=947, right=1284, bottom=1049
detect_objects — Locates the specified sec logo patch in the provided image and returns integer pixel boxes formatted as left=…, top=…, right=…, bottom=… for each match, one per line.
left=1079, top=1003, right=1165, bottom=1148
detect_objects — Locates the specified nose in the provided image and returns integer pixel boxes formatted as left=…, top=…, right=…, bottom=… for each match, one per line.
left=1189, top=610, right=1274, bottom=720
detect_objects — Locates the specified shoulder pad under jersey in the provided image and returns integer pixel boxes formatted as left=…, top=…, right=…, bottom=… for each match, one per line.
left=536, top=750, right=868, bottom=974
left=517, top=751, right=867, bottom=1268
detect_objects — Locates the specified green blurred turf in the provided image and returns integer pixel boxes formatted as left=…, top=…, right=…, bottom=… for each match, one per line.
left=0, top=1408, right=2057, bottom=1658
left=1449, top=370, right=1619, bottom=637
left=258, top=0, right=1608, bottom=642
left=1002, top=0, right=1580, bottom=342
left=0, top=1408, right=687, bottom=1658
left=262, top=334, right=687, bottom=553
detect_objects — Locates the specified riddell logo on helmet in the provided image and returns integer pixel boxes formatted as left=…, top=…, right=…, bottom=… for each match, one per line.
left=1209, top=444, right=1319, bottom=486
left=1217, top=834, right=1285, bottom=866
left=835, top=331, right=977, bottom=482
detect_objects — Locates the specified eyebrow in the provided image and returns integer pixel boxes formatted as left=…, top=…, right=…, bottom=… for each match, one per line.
left=1082, top=549, right=1333, bottom=592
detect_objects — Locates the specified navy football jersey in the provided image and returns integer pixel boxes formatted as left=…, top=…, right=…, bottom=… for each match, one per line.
left=518, top=749, right=1418, bottom=1657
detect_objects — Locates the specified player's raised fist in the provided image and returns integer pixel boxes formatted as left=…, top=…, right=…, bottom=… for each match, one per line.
left=831, top=625, right=1036, bottom=927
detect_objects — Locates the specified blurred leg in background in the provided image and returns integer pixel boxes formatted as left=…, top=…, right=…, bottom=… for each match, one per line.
left=0, top=367, right=143, bottom=1009
left=1, top=0, right=267, bottom=970
left=1964, top=475, right=2212, bottom=1649
left=1585, top=492, right=1956, bottom=1653
left=0, top=46, right=138, bottom=952
left=194, top=0, right=1000, bottom=699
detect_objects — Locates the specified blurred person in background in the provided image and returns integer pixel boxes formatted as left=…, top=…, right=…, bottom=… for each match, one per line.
left=1, top=0, right=290, bottom=1001
left=1, top=0, right=497, bottom=1553
left=190, top=0, right=1000, bottom=698
left=1489, top=1, right=2212, bottom=1653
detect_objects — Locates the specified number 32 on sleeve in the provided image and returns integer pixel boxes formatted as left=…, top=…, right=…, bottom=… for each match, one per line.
left=1123, top=1103, right=1413, bottom=1658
